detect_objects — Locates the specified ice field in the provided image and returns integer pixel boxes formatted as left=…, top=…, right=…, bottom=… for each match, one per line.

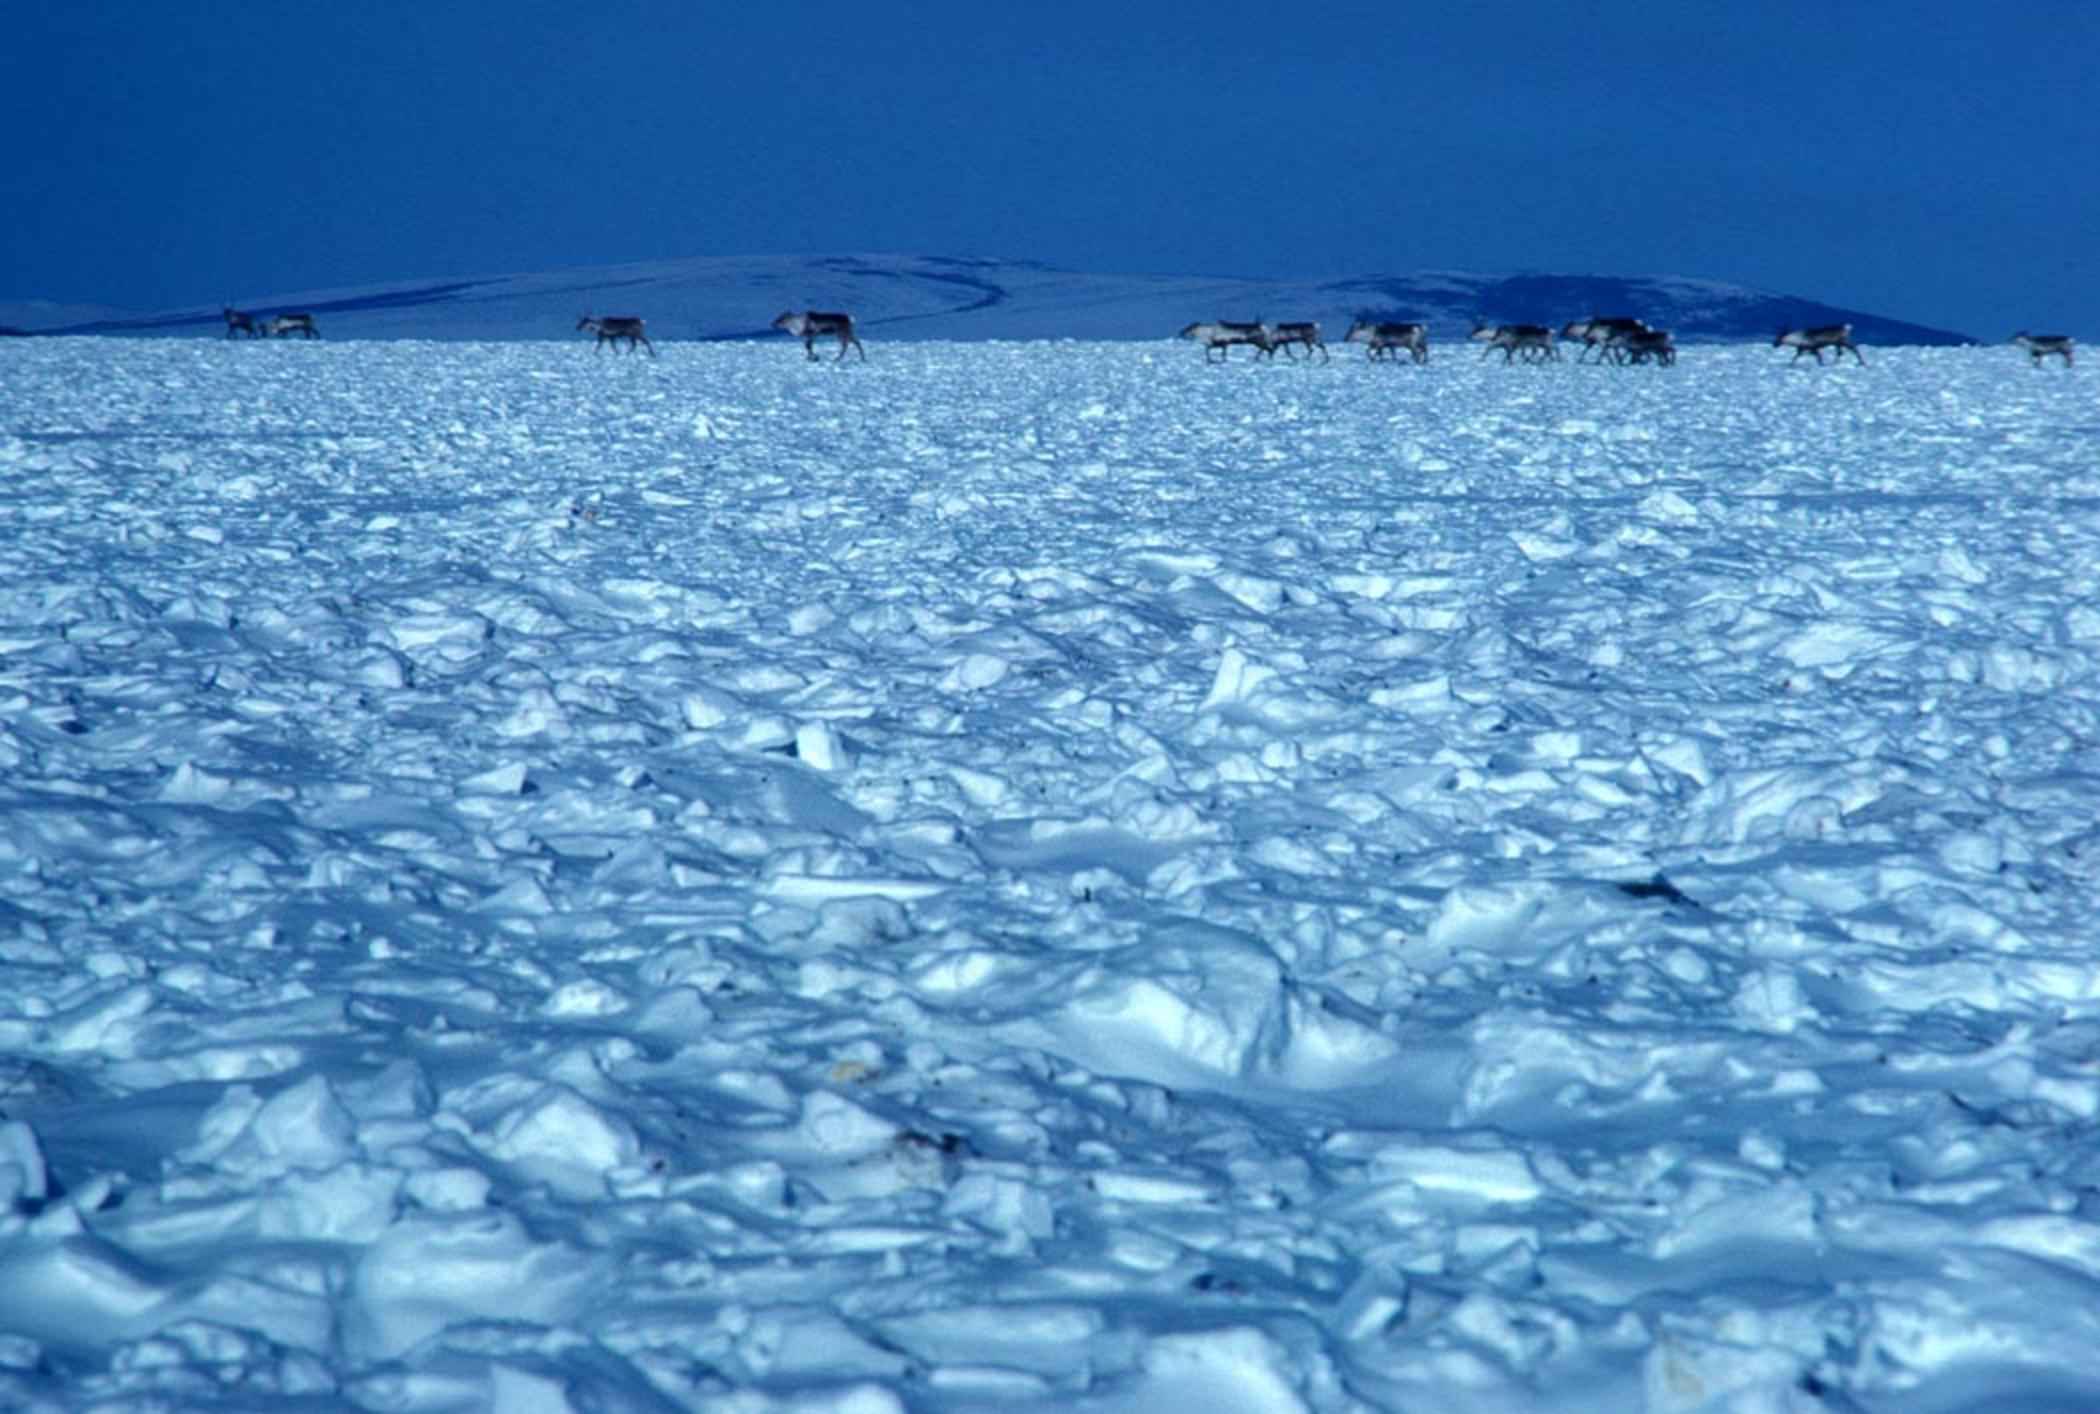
left=3, top=334, right=2099, bottom=1412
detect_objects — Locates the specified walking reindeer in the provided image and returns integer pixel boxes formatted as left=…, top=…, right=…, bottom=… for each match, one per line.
left=223, top=306, right=261, bottom=339
left=1179, top=321, right=1274, bottom=362
left=2011, top=332, right=2075, bottom=367
left=1265, top=321, right=1329, bottom=361
left=264, top=312, right=319, bottom=339
left=1775, top=324, right=1863, bottom=365
left=1562, top=316, right=1649, bottom=364
left=1471, top=323, right=1558, bottom=363
left=774, top=310, right=864, bottom=361
left=1344, top=319, right=1429, bottom=364
left=1613, top=327, right=1677, bottom=366
left=578, top=314, right=656, bottom=355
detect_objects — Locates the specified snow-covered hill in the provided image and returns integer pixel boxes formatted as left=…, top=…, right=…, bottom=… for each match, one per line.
left=2, top=252, right=1973, bottom=345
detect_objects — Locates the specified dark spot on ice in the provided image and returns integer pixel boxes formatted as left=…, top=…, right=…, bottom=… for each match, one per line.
left=1616, top=873, right=1696, bottom=907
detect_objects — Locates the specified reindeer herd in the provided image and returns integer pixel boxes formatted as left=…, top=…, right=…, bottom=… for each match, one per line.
left=1180, top=315, right=1881, bottom=369
left=215, top=300, right=2076, bottom=370
left=1178, top=315, right=2077, bottom=370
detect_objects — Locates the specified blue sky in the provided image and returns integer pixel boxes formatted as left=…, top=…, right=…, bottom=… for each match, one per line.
left=7, top=3, right=2096, bottom=338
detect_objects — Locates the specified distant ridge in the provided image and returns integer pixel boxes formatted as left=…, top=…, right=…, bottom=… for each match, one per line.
left=2, top=253, right=1974, bottom=345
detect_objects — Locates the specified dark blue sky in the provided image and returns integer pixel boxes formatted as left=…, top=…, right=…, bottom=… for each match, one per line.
left=8, top=3, right=2096, bottom=338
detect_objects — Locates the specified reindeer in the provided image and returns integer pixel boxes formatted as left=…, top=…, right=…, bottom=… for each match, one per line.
left=1612, top=327, right=1676, bottom=366
left=1344, top=319, right=1429, bottom=364
left=1265, top=321, right=1329, bottom=362
left=2011, top=332, right=2075, bottom=367
left=1179, top=321, right=1274, bottom=362
left=223, top=306, right=261, bottom=339
left=577, top=314, right=656, bottom=356
left=1563, top=316, right=1648, bottom=363
left=774, top=310, right=864, bottom=361
left=264, top=312, right=319, bottom=339
left=1471, top=323, right=1558, bottom=363
left=1775, top=323, right=1863, bottom=365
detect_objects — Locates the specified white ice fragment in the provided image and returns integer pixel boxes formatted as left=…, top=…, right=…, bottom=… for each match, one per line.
left=1531, top=730, right=1581, bottom=761
left=943, top=1173, right=1055, bottom=1240
left=1090, top=1169, right=1212, bottom=1204
left=496, top=687, right=568, bottom=739
left=212, top=1074, right=357, bottom=1178
left=795, top=720, right=851, bottom=770
left=1661, top=948, right=1712, bottom=985
left=1937, top=830, right=2003, bottom=875
left=1200, top=645, right=1277, bottom=709
left=1638, top=489, right=1701, bottom=524
left=478, top=1085, right=641, bottom=1197
left=1138, top=1327, right=1304, bottom=1412
left=945, top=764, right=1010, bottom=806
left=382, top=612, right=490, bottom=654
left=1935, top=544, right=1990, bottom=584
left=1424, top=884, right=1546, bottom=956
left=1644, top=736, right=1711, bottom=786
left=788, top=602, right=836, bottom=635
left=1367, top=1143, right=1542, bottom=1203
left=345, top=648, right=407, bottom=688
left=1980, top=646, right=2062, bottom=692
left=0, top=1233, right=170, bottom=1346
left=541, top=979, right=629, bottom=1017
left=881, top=1302, right=1098, bottom=1377
left=344, top=1211, right=597, bottom=1361
left=403, top=1167, right=491, bottom=1212
left=797, top=1090, right=899, bottom=1157
left=1212, top=571, right=1283, bottom=613
left=255, top=1163, right=404, bottom=1242
left=679, top=687, right=739, bottom=729
left=1775, top=621, right=1903, bottom=669
left=159, top=760, right=231, bottom=804
left=940, top=653, right=1010, bottom=692
left=473, top=876, right=555, bottom=914
left=462, top=762, right=530, bottom=795
left=1065, top=976, right=1250, bottom=1075
left=1511, top=530, right=1578, bottom=562
left=1332, top=572, right=1394, bottom=599
left=1732, top=968, right=1812, bottom=1033
left=0, top=1120, right=48, bottom=1206
left=48, top=984, right=155, bottom=1056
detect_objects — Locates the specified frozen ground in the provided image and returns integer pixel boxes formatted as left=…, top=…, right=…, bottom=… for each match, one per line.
left=2, top=336, right=2098, bottom=1412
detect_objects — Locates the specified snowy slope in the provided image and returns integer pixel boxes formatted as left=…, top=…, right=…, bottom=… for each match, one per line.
left=3, top=335, right=2095, bottom=1412
left=3, top=252, right=1973, bottom=345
